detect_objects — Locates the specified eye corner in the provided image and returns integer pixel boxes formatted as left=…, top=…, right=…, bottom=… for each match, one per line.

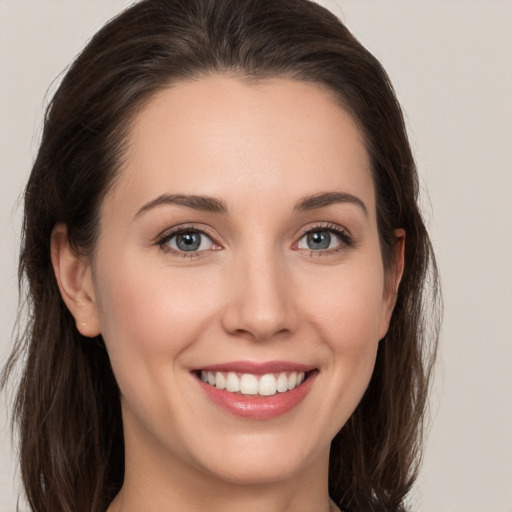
left=294, top=222, right=355, bottom=255
left=154, top=224, right=222, bottom=258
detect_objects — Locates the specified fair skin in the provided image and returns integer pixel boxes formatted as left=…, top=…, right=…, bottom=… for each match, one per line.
left=51, top=76, right=404, bottom=512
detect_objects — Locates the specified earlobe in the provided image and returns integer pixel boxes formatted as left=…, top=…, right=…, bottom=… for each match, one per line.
left=51, top=223, right=101, bottom=337
left=378, top=229, right=406, bottom=340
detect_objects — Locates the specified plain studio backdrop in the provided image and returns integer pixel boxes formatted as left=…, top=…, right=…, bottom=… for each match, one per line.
left=1, top=1, right=511, bottom=511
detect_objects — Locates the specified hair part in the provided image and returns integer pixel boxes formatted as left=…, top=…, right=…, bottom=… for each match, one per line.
left=2, top=1, right=440, bottom=511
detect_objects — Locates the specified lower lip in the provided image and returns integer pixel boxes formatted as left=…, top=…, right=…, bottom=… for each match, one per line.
left=196, top=371, right=317, bottom=420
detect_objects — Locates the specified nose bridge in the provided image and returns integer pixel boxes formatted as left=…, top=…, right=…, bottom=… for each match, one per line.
left=222, top=241, right=297, bottom=340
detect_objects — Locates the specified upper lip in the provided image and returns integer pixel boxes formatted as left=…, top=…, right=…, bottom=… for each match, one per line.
left=192, top=360, right=317, bottom=375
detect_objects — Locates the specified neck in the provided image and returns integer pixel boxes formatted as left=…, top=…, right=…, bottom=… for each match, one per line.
left=107, top=429, right=332, bottom=512
left=109, top=481, right=334, bottom=512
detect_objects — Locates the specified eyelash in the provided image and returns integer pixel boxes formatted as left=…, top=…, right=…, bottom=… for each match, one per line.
left=298, top=223, right=354, bottom=256
left=155, top=224, right=218, bottom=259
left=154, top=222, right=354, bottom=258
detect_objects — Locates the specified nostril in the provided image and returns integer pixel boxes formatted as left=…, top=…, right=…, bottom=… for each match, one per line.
left=220, top=278, right=298, bottom=341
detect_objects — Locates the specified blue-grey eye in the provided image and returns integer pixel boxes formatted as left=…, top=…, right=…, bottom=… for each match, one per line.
left=167, top=231, right=214, bottom=252
left=298, top=230, right=342, bottom=250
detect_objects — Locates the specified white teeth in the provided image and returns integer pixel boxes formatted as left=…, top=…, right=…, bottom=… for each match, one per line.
left=258, top=374, right=277, bottom=396
left=276, top=372, right=288, bottom=392
left=287, top=372, right=297, bottom=390
left=226, top=372, right=240, bottom=392
left=240, top=374, right=259, bottom=395
left=215, top=372, right=226, bottom=390
left=200, top=370, right=309, bottom=395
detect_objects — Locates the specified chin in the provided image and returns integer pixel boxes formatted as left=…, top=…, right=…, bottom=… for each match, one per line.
left=199, top=452, right=313, bottom=486
left=185, top=427, right=329, bottom=487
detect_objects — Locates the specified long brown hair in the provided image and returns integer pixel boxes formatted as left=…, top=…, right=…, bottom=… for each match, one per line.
left=2, top=1, right=440, bottom=511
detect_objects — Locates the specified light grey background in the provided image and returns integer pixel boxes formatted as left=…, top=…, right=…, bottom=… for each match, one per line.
left=1, top=1, right=511, bottom=511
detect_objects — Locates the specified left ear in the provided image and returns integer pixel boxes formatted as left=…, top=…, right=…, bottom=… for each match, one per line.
left=51, top=223, right=102, bottom=338
left=378, top=228, right=405, bottom=340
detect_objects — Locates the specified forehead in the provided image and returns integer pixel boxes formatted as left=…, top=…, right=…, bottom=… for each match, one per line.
left=106, top=75, right=375, bottom=218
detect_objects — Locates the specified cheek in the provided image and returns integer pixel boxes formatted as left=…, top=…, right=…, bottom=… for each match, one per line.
left=298, top=255, right=385, bottom=383
left=284, top=256, right=385, bottom=437
left=93, top=254, right=220, bottom=372
left=303, top=260, right=385, bottom=342
left=92, top=255, right=226, bottom=442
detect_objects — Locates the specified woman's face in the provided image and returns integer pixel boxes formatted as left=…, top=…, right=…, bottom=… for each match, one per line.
left=85, top=76, right=401, bottom=487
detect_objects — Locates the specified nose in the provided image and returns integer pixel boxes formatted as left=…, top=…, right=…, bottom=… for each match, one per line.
left=221, top=249, right=299, bottom=341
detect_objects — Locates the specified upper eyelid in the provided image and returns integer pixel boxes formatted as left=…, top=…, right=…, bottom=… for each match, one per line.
left=297, top=222, right=350, bottom=238
left=155, top=225, right=220, bottom=258
left=156, top=223, right=219, bottom=243
left=295, top=223, right=355, bottom=252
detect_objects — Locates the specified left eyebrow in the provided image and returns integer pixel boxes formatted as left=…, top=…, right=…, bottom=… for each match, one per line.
left=133, top=193, right=228, bottom=221
left=293, top=191, right=368, bottom=217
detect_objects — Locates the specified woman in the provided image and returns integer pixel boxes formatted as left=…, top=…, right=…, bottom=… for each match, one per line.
left=2, top=0, right=440, bottom=511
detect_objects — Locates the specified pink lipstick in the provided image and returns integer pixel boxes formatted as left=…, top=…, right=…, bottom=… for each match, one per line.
left=192, top=361, right=318, bottom=420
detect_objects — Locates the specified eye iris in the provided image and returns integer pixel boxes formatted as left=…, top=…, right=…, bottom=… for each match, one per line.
left=307, top=231, right=331, bottom=250
left=176, top=232, right=201, bottom=251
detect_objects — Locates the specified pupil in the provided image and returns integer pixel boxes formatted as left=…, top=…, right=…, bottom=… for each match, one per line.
left=307, top=231, right=330, bottom=250
left=177, top=232, right=201, bottom=251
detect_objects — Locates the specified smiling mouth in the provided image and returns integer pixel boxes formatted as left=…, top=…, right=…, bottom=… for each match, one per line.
left=194, top=370, right=315, bottom=397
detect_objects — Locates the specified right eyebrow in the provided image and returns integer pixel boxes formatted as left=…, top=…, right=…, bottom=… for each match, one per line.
left=133, top=194, right=228, bottom=221
left=294, top=191, right=368, bottom=217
